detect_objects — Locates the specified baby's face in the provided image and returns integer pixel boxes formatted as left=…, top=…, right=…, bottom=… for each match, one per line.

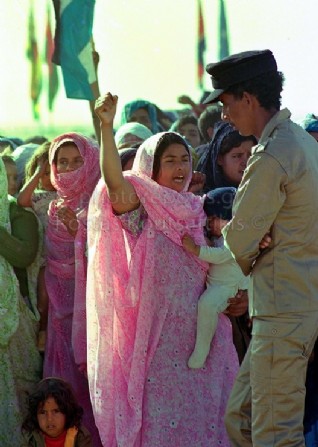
left=206, top=215, right=229, bottom=238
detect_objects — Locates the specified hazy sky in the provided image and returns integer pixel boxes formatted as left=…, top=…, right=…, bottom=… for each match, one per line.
left=2, top=0, right=318, bottom=139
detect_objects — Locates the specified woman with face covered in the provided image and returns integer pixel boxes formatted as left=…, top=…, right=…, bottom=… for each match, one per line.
left=44, top=133, right=102, bottom=447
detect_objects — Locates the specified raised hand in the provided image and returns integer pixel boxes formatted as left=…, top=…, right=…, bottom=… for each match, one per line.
left=94, top=92, right=118, bottom=126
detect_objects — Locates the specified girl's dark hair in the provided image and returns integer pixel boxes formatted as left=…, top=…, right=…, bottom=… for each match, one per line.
left=219, top=131, right=257, bottom=157
left=24, top=141, right=51, bottom=184
left=22, top=377, right=83, bottom=433
left=152, top=132, right=190, bottom=180
left=226, top=70, right=285, bottom=111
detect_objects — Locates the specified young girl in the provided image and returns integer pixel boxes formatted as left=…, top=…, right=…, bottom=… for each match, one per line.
left=182, top=187, right=250, bottom=368
left=85, top=92, right=239, bottom=446
left=197, top=121, right=257, bottom=193
left=44, top=133, right=102, bottom=447
left=17, top=142, right=57, bottom=351
left=21, top=377, right=92, bottom=447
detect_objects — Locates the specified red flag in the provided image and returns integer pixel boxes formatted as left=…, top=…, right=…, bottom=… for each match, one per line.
left=26, top=1, right=42, bottom=120
left=197, top=0, right=206, bottom=90
left=46, top=5, right=59, bottom=111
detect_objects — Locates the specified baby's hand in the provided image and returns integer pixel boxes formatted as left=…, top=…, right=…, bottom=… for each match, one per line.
left=182, top=234, right=200, bottom=256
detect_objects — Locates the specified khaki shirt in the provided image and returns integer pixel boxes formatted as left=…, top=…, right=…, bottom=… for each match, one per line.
left=223, top=108, right=318, bottom=317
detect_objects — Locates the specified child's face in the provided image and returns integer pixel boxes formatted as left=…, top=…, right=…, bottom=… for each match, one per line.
left=207, top=215, right=229, bottom=238
left=39, top=165, right=55, bottom=191
left=37, top=397, right=66, bottom=438
left=5, top=162, right=18, bottom=196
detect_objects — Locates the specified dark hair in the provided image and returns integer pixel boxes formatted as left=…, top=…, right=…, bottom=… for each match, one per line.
left=22, top=377, right=83, bottom=433
left=176, top=114, right=199, bottom=130
left=198, top=105, right=222, bottom=143
left=219, top=132, right=257, bottom=157
left=226, top=70, right=285, bottom=111
left=152, top=132, right=190, bottom=180
left=24, top=141, right=51, bottom=183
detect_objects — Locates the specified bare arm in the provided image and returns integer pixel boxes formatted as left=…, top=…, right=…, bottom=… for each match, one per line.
left=17, top=160, right=48, bottom=208
left=94, top=93, right=140, bottom=214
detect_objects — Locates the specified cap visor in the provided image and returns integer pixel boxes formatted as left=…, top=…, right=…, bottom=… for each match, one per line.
left=202, top=89, right=224, bottom=104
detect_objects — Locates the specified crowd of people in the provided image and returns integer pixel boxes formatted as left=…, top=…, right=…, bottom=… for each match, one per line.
left=1, top=48, right=318, bottom=447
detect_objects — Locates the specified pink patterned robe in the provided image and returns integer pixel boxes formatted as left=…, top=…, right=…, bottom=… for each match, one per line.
left=44, top=133, right=102, bottom=447
left=86, top=132, right=239, bottom=446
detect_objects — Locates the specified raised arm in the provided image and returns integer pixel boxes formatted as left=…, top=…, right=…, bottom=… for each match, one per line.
left=94, top=93, right=140, bottom=214
left=17, top=159, right=48, bottom=208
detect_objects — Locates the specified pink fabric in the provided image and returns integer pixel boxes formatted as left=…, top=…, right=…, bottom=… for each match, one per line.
left=44, top=133, right=102, bottom=447
left=86, top=132, right=239, bottom=446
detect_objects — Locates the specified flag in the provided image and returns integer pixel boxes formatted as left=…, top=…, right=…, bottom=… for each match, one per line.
left=219, top=0, right=230, bottom=60
left=46, top=5, right=59, bottom=111
left=52, top=0, right=97, bottom=100
left=26, top=1, right=42, bottom=120
left=197, top=0, right=206, bottom=90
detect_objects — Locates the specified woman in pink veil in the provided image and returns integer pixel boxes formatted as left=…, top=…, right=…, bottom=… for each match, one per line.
left=86, top=93, right=239, bottom=447
left=44, top=133, right=102, bottom=446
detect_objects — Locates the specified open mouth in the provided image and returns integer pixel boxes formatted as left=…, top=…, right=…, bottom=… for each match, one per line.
left=173, top=176, right=184, bottom=183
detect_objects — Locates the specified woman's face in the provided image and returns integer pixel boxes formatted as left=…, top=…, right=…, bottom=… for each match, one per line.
left=37, top=397, right=66, bottom=438
left=122, top=155, right=136, bottom=171
left=128, top=108, right=152, bottom=130
left=156, top=143, right=191, bottom=192
left=118, top=133, right=143, bottom=149
left=56, top=144, right=84, bottom=173
left=217, top=140, right=253, bottom=185
left=179, top=123, right=201, bottom=149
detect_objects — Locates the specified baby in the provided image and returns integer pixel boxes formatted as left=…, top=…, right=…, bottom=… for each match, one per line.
left=182, top=187, right=249, bottom=368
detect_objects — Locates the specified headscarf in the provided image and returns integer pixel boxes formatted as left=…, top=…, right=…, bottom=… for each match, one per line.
left=46, top=133, right=100, bottom=365
left=196, top=121, right=237, bottom=192
left=12, top=143, right=39, bottom=187
left=299, top=113, right=318, bottom=133
left=115, top=122, right=153, bottom=149
left=86, top=132, right=208, bottom=445
left=120, top=99, right=160, bottom=134
left=0, top=158, right=21, bottom=345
